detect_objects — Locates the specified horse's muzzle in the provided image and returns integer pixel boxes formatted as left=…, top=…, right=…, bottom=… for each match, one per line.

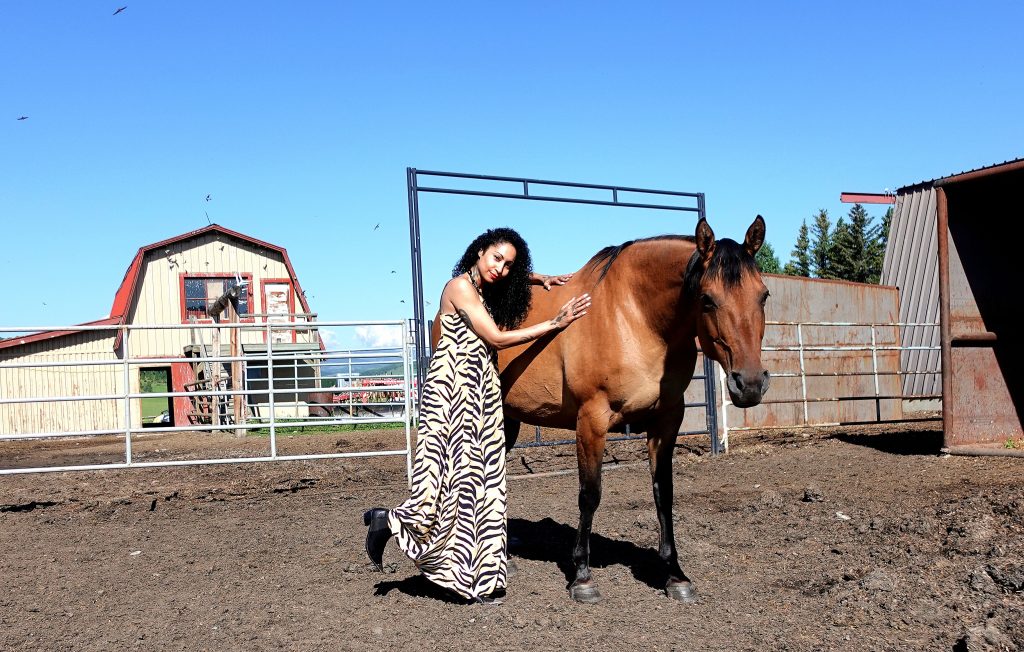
left=727, top=369, right=770, bottom=408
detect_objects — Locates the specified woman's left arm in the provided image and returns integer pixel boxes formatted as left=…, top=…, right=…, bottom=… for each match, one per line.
left=530, top=272, right=574, bottom=291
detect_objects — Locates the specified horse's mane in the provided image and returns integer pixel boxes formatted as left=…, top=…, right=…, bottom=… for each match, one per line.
left=583, top=234, right=758, bottom=295
left=683, top=238, right=760, bottom=298
left=584, top=235, right=695, bottom=282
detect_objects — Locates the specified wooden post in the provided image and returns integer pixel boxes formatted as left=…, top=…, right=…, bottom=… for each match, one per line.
left=207, top=283, right=245, bottom=434
left=228, top=302, right=244, bottom=437
left=210, top=326, right=221, bottom=428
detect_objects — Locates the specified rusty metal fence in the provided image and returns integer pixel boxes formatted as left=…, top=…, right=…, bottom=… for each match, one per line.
left=719, top=320, right=942, bottom=449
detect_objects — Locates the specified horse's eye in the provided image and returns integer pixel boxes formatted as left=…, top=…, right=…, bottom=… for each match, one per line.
left=701, top=294, right=717, bottom=312
left=760, top=291, right=770, bottom=306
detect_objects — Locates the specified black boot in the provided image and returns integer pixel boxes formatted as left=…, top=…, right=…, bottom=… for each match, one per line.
left=363, top=508, right=392, bottom=571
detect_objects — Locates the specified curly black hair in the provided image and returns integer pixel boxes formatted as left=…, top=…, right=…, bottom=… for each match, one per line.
left=452, top=227, right=534, bottom=330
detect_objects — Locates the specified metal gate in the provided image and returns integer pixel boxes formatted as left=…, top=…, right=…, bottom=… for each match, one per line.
left=405, top=168, right=719, bottom=448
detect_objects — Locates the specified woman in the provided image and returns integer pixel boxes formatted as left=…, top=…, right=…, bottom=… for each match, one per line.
left=363, top=227, right=590, bottom=604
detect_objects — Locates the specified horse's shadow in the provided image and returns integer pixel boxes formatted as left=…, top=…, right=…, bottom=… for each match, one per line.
left=372, top=517, right=665, bottom=601
left=509, top=516, right=665, bottom=590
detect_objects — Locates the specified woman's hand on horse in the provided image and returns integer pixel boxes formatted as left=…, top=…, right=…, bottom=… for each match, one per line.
left=544, top=273, right=573, bottom=291
left=533, top=272, right=574, bottom=291
left=552, top=294, right=591, bottom=329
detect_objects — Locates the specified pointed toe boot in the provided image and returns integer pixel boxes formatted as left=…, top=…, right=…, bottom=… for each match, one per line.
left=363, top=508, right=392, bottom=571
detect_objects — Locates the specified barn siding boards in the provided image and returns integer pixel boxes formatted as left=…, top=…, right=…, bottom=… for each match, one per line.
left=0, top=330, right=122, bottom=435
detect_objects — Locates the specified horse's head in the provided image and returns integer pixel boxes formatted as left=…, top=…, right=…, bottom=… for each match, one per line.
left=689, top=216, right=770, bottom=408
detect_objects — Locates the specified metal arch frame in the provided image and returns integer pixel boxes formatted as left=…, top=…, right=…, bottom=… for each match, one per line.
left=405, top=168, right=720, bottom=448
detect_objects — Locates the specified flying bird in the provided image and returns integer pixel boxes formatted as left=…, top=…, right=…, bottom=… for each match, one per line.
left=113, top=6, right=127, bottom=16
left=205, top=194, right=211, bottom=202
left=390, top=270, right=396, bottom=274
left=17, top=116, right=28, bottom=121
left=373, top=223, right=380, bottom=231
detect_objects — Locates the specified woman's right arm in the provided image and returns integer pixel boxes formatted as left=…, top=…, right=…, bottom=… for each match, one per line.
left=446, top=278, right=591, bottom=350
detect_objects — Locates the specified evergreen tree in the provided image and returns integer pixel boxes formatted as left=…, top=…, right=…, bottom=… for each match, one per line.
left=754, top=241, right=781, bottom=274
left=809, top=209, right=833, bottom=279
left=829, top=217, right=856, bottom=280
left=828, top=204, right=884, bottom=283
left=865, top=206, right=893, bottom=284
left=783, top=219, right=811, bottom=277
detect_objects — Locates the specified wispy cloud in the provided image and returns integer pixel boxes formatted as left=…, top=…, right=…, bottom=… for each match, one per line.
left=319, top=328, right=339, bottom=348
left=354, top=324, right=403, bottom=349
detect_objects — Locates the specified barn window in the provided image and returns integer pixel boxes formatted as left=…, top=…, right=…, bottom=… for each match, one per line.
left=183, top=276, right=250, bottom=321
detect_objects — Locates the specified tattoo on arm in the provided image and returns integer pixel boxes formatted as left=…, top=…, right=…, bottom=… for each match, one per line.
left=457, top=308, right=475, bottom=331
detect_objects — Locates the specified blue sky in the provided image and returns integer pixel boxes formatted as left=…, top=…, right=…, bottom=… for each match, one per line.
left=3, top=2, right=1022, bottom=349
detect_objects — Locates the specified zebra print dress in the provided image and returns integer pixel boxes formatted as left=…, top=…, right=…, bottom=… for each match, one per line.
left=387, top=312, right=507, bottom=600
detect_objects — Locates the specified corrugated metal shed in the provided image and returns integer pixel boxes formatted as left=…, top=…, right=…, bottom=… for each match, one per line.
left=882, top=156, right=1024, bottom=450
left=935, top=158, right=1024, bottom=449
left=881, top=186, right=941, bottom=397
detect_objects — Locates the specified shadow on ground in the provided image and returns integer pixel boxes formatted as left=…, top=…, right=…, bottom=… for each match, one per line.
left=834, top=429, right=944, bottom=456
left=371, top=517, right=668, bottom=601
left=509, top=517, right=665, bottom=590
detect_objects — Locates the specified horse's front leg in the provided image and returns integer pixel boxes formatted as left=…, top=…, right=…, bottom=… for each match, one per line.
left=648, top=415, right=698, bottom=603
left=569, top=400, right=610, bottom=604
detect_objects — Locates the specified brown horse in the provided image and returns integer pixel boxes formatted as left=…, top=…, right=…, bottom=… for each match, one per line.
left=498, top=216, right=770, bottom=603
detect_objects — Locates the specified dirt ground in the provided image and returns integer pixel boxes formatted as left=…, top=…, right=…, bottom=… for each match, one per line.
left=2, top=422, right=1022, bottom=652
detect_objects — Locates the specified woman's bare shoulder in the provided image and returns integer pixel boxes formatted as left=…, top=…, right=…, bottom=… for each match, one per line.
left=440, top=275, right=475, bottom=307
left=444, top=275, right=474, bottom=296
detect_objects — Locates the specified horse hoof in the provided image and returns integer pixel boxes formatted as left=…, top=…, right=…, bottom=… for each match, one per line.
left=665, top=580, right=698, bottom=603
left=569, top=581, right=601, bottom=604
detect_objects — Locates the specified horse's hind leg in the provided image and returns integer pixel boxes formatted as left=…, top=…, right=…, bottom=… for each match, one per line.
left=569, top=401, right=610, bottom=604
left=648, top=422, right=698, bottom=603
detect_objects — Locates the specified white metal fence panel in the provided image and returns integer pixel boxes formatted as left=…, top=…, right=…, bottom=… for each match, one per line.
left=0, top=319, right=415, bottom=478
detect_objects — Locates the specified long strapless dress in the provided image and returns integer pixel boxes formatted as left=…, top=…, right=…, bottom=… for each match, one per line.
left=387, top=312, right=507, bottom=599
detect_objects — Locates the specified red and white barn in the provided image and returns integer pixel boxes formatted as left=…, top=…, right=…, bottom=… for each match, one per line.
left=0, top=224, right=321, bottom=435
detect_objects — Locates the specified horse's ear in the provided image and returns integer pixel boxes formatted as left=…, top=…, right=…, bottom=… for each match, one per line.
left=744, top=215, right=766, bottom=256
left=695, top=218, right=716, bottom=262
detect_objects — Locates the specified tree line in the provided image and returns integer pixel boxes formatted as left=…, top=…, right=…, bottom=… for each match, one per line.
left=754, top=204, right=892, bottom=284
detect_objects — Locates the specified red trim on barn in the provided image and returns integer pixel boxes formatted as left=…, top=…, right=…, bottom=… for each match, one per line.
left=170, top=361, right=195, bottom=427
left=840, top=192, right=896, bottom=204
left=0, top=316, right=121, bottom=351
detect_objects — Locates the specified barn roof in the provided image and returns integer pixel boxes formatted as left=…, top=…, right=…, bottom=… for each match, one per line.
left=0, top=224, right=313, bottom=352
left=898, top=157, right=1024, bottom=193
